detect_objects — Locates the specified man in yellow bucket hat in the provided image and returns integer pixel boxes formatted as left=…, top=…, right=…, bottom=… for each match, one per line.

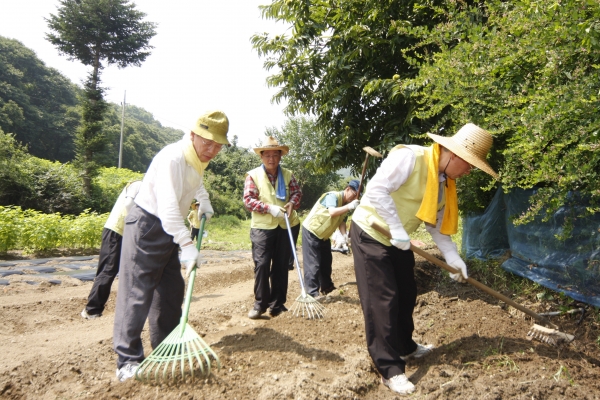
left=350, top=123, right=498, bottom=395
left=112, top=110, right=230, bottom=382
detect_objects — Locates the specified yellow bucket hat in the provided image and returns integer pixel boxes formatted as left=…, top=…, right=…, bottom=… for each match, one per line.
left=191, top=110, right=230, bottom=146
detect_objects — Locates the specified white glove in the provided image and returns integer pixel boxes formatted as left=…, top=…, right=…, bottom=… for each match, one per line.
left=338, top=235, right=347, bottom=245
left=268, top=204, right=285, bottom=219
left=390, top=227, right=411, bottom=251
left=180, top=243, right=201, bottom=278
left=347, top=199, right=360, bottom=210
left=198, top=200, right=214, bottom=222
left=449, top=258, right=468, bottom=283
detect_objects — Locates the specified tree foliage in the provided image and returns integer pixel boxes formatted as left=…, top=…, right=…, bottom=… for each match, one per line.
left=266, top=116, right=342, bottom=209
left=255, top=0, right=600, bottom=227
left=251, top=0, right=449, bottom=177
left=204, top=136, right=261, bottom=219
left=398, top=0, right=600, bottom=221
left=46, top=0, right=157, bottom=193
left=0, top=129, right=143, bottom=215
left=0, top=36, right=80, bottom=162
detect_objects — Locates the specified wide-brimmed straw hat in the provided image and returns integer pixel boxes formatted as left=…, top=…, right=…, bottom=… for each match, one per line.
left=253, top=136, right=289, bottom=156
left=427, top=123, right=498, bottom=179
left=191, top=110, right=231, bottom=146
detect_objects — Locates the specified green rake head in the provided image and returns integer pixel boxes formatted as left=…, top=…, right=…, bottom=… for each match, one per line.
left=291, top=293, right=326, bottom=319
left=135, top=322, right=221, bottom=384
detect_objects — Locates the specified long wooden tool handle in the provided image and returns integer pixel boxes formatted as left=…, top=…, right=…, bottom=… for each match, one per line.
left=370, top=221, right=557, bottom=328
left=357, top=155, right=369, bottom=197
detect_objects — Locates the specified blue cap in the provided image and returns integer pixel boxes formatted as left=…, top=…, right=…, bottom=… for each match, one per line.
left=347, top=179, right=360, bottom=193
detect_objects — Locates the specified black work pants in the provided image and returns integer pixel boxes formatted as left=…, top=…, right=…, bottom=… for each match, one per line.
left=251, top=224, right=299, bottom=313
left=191, top=227, right=199, bottom=242
left=301, top=226, right=334, bottom=297
left=85, top=228, right=122, bottom=315
left=350, top=221, right=418, bottom=378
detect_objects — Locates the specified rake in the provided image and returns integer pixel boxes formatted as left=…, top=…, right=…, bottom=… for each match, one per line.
left=136, top=216, right=221, bottom=384
left=370, top=221, right=574, bottom=346
left=284, top=212, right=326, bottom=319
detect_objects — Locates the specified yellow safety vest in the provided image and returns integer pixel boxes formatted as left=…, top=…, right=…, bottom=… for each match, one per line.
left=247, top=166, right=300, bottom=229
left=302, top=191, right=345, bottom=240
left=352, top=145, right=446, bottom=245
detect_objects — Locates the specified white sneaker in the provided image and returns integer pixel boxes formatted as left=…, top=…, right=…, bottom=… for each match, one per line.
left=116, top=363, right=139, bottom=382
left=381, top=374, right=415, bottom=394
left=400, top=343, right=434, bottom=361
left=81, top=309, right=101, bottom=319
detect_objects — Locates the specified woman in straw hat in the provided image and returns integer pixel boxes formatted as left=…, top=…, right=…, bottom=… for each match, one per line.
left=243, top=136, right=302, bottom=319
left=349, top=123, right=498, bottom=395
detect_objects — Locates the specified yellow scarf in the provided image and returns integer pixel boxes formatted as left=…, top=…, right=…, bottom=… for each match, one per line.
left=183, top=141, right=209, bottom=176
left=415, top=143, right=458, bottom=235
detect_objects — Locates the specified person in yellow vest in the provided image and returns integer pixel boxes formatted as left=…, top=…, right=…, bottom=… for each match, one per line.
left=350, top=123, right=498, bottom=395
left=187, top=202, right=201, bottom=242
left=81, top=180, right=142, bottom=320
left=112, top=110, right=230, bottom=382
left=243, top=136, right=302, bottom=319
left=302, top=179, right=360, bottom=299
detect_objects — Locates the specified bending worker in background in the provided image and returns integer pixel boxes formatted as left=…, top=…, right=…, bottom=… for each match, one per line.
left=113, top=110, right=230, bottom=382
left=243, top=136, right=302, bottom=320
left=81, top=180, right=142, bottom=319
left=302, top=179, right=360, bottom=300
left=350, top=123, right=498, bottom=395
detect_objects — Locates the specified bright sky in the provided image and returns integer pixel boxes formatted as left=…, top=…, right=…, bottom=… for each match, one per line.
left=0, top=0, right=289, bottom=148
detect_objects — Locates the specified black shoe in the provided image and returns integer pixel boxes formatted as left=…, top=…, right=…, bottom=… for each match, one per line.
left=320, top=285, right=337, bottom=295
left=269, top=306, right=287, bottom=317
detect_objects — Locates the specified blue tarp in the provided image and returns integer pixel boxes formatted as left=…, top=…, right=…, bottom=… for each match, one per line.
left=462, top=187, right=600, bottom=307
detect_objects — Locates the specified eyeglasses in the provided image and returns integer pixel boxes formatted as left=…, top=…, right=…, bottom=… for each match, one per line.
left=198, top=137, right=223, bottom=152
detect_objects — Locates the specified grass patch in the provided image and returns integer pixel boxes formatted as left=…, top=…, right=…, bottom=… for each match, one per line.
left=201, top=216, right=252, bottom=251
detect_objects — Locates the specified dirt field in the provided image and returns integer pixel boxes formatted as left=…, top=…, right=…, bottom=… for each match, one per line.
left=1, top=246, right=599, bottom=399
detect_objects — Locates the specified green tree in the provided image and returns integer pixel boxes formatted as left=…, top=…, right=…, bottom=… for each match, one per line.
left=266, top=116, right=342, bottom=209
left=251, top=0, right=450, bottom=178
left=204, top=136, right=261, bottom=219
left=100, top=103, right=182, bottom=172
left=46, top=0, right=157, bottom=194
left=399, top=0, right=600, bottom=223
left=0, top=36, right=80, bottom=162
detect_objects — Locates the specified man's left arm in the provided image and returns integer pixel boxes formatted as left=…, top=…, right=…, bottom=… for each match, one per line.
left=425, top=208, right=468, bottom=282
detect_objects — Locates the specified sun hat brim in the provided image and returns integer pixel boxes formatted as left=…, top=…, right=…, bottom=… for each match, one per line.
left=253, top=145, right=290, bottom=156
left=427, top=132, right=498, bottom=179
left=191, top=126, right=231, bottom=146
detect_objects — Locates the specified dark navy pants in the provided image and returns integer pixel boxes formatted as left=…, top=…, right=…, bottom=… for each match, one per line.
left=301, top=226, right=334, bottom=297
left=113, top=205, right=184, bottom=369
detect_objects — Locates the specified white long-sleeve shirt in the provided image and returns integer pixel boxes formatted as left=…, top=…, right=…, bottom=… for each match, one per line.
left=135, top=138, right=210, bottom=246
left=363, top=147, right=461, bottom=264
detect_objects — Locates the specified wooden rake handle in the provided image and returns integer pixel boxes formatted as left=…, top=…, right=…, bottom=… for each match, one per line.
left=370, top=221, right=557, bottom=329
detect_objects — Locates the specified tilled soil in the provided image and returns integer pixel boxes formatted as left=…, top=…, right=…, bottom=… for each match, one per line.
left=1, top=247, right=599, bottom=399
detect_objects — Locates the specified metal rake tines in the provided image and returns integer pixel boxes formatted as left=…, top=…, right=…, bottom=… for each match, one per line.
left=136, top=323, right=221, bottom=384
left=291, top=294, right=326, bottom=319
left=527, top=324, right=575, bottom=346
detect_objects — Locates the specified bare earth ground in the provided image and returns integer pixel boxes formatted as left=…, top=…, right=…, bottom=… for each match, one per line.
left=1, top=246, right=599, bottom=400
